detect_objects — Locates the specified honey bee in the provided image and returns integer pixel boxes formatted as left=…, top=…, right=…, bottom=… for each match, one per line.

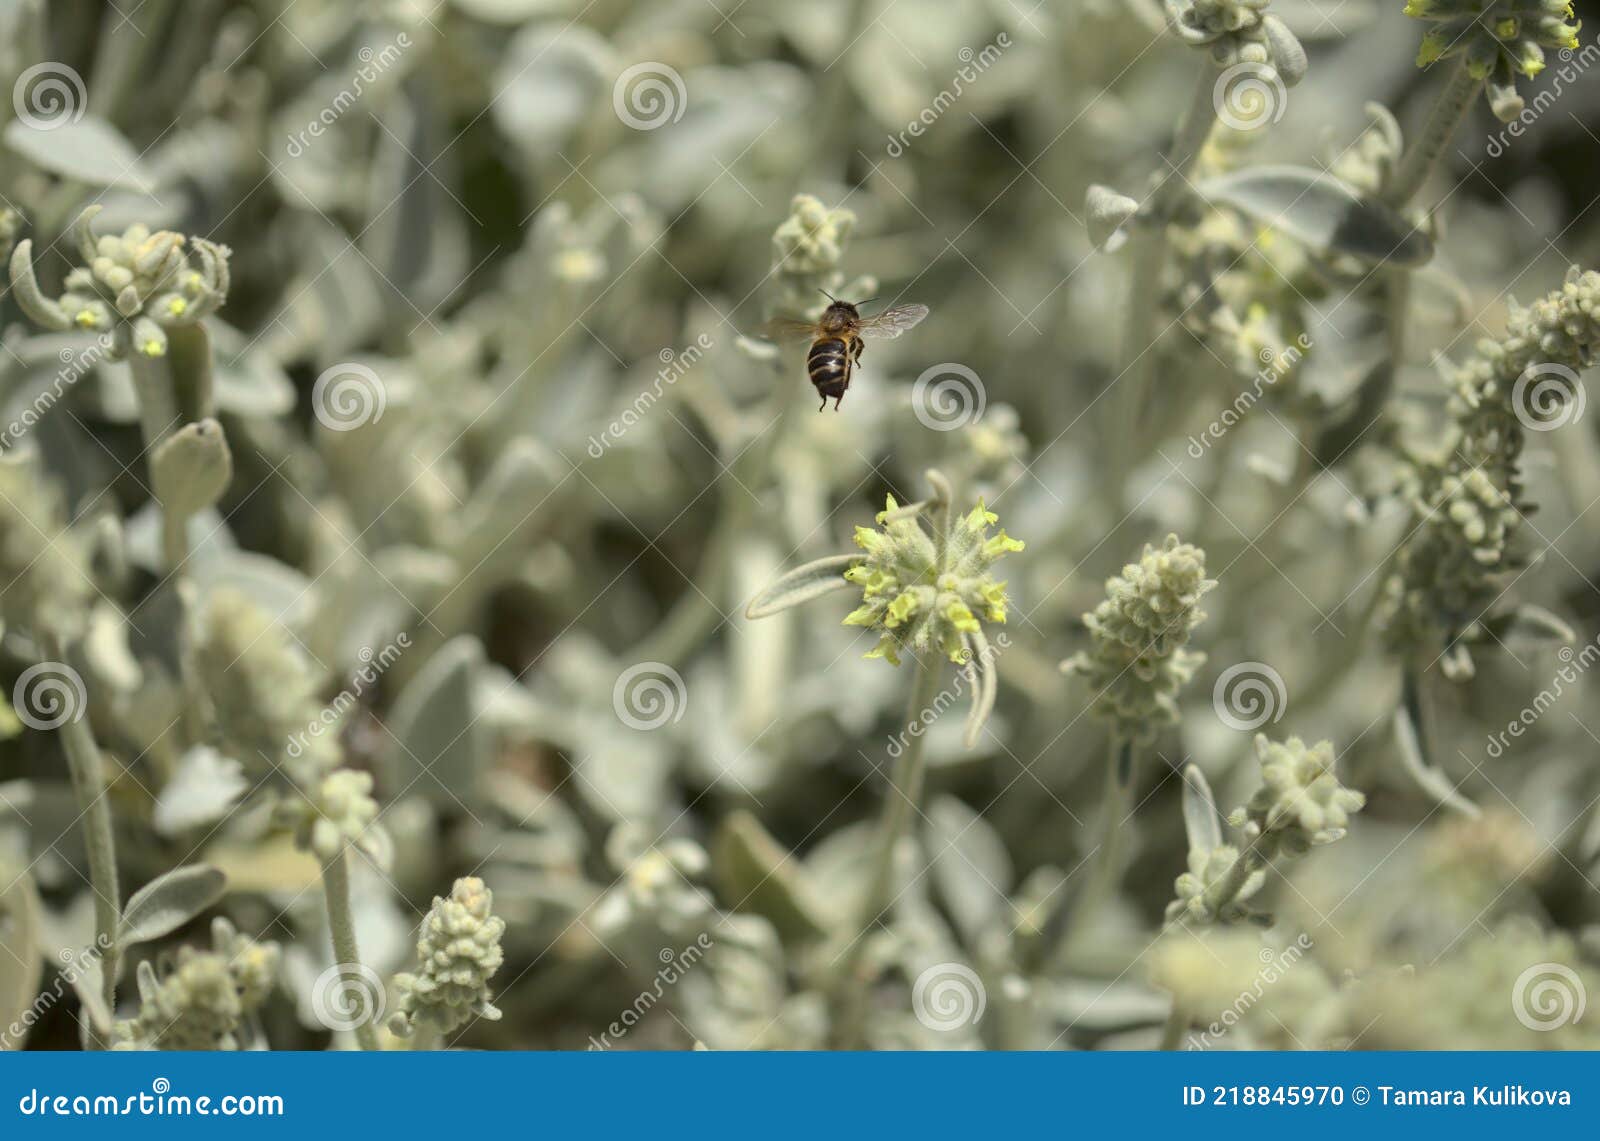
left=763, top=292, right=930, bottom=410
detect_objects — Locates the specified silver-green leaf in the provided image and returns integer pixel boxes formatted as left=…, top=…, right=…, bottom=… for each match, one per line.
left=0, top=868, right=43, bottom=1047
left=1197, top=166, right=1433, bottom=267
left=1181, top=764, right=1224, bottom=855
left=118, top=864, right=228, bottom=948
left=3, top=116, right=157, bottom=192
left=744, top=554, right=859, bottom=619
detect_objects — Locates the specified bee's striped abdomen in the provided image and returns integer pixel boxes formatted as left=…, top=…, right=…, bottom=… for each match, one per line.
left=807, top=337, right=852, bottom=408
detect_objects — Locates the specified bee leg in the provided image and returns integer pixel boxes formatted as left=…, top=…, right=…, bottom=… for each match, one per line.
left=833, top=392, right=844, bottom=410
left=817, top=394, right=827, bottom=412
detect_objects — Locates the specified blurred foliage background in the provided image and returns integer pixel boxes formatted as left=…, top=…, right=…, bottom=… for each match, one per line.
left=1, top=0, right=1599, bottom=1051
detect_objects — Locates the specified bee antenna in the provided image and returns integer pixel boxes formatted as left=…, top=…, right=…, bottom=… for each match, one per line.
left=818, top=288, right=838, bottom=303
left=856, top=297, right=879, bottom=309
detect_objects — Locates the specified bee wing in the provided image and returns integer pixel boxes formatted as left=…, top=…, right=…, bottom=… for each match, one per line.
left=857, top=303, right=930, bottom=340
left=757, top=316, right=821, bottom=343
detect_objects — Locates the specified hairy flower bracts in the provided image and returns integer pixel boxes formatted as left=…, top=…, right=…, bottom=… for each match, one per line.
left=1231, top=736, right=1365, bottom=858
left=1384, top=462, right=1520, bottom=653
left=1450, top=268, right=1600, bottom=478
left=1167, top=842, right=1266, bottom=924
left=843, top=495, right=1022, bottom=667
left=198, top=589, right=339, bottom=784
left=773, top=194, right=855, bottom=278
left=113, top=919, right=280, bottom=1051
left=1165, top=0, right=1308, bottom=81
left=1407, top=0, right=1580, bottom=120
left=1386, top=268, right=1600, bottom=655
left=9, top=206, right=229, bottom=359
left=389, top=877, right=507, bottom=1039
left=766, top=193, right=869, bottom=321
left=281, top=768, right=392, bottom=869
left=1064, top=534, right=1214, bottom=744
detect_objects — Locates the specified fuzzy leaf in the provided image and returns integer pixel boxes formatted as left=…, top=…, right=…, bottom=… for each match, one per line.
left=712, top=810, right=830, bottom=944
left=1085, top=184, right=1138, bottom=252
left=153, top=747, right=249, bottom=837
left=961, top=629, right=998, bottom=748
left=1487, top=604, right=1577, bottom=647
left=1260, top=15, right=1308, bottom=86
left=0, top=868, right=43, bottom=1047
left=744, top=554, right=859, bottom=619
left=382, top=636, right=487, bottom=804
left=3, top=116, right=156, bottom=192
left=1181, top=764, right=1224, bottom=855
left=925, top=795, right=1013, bottom=944
left=117, top=864, right=228, bottom=947
left=1395, top=693, right=1480, bottom=819
left=1312, top=359, right=1393, bottom=468
left=1197, top=166, right=1433, bottom=267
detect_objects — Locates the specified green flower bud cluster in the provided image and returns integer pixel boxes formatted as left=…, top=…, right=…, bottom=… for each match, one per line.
left=1165, top=0, right=1308, bottom=81
left=1449, top=268, right=1600, bottom=479
left=1167, top=736, right=1363, bottom=925
left=1064, top=534, right=1214, bottom=744
left=1387, top=268, right=1600, bottom=653
left=1407, top=0, right=1580, bottom=121
left=1383, top=462, right=1521, bottom=651
left=389, top=877, right=507, bottom=1039
left=772, top=194, right=855, bottom=278
left=281, top=768, right=391, bottom=868
left=113, top=919, right=280, bottom=1051
left=9, top=206, right=229, bottom=360
left=1230, top=735, right=1365, bottom=858
left=843, top=495, right=1023, bottom=667
left=766, top=194, right=872, bottom=322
